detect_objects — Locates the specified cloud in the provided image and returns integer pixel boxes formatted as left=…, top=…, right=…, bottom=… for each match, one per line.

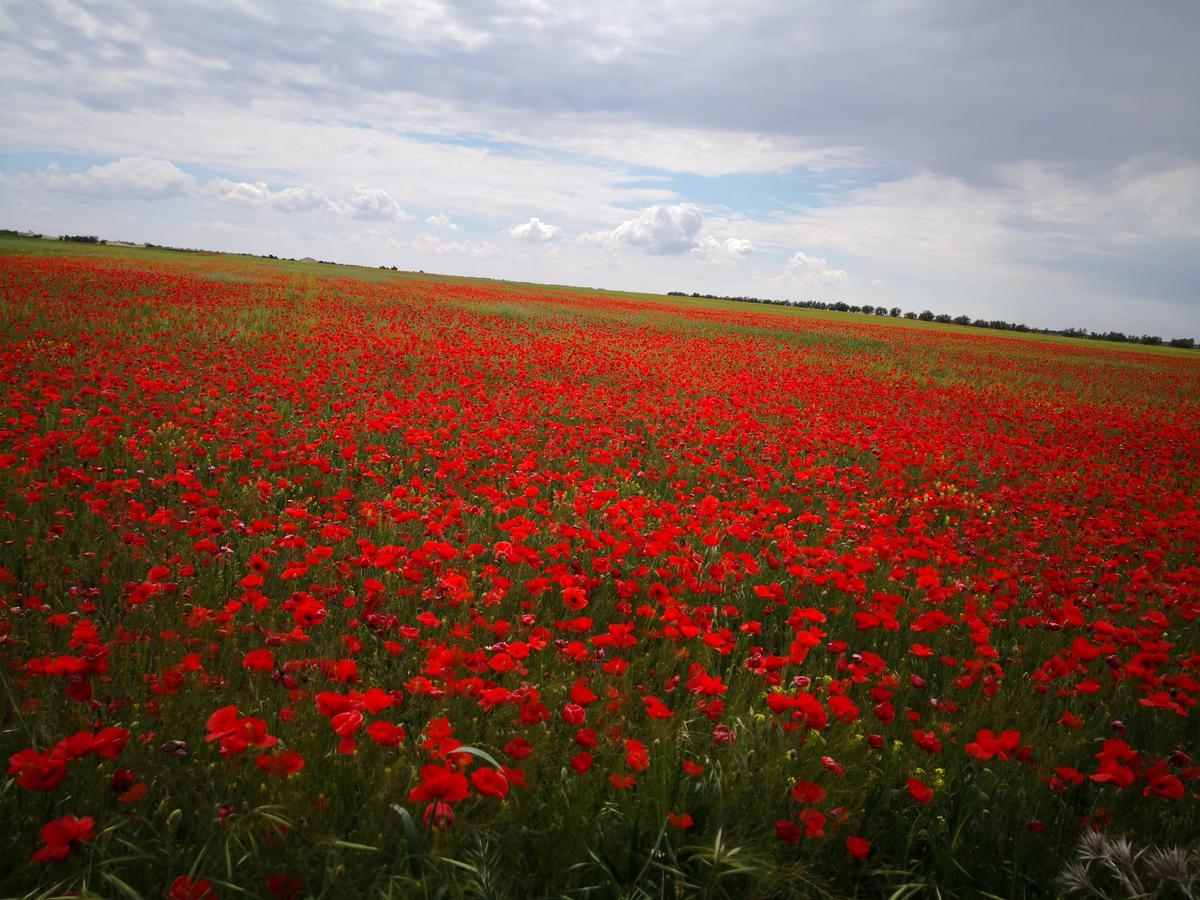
left=206, top=180, right=412, bottom=220
left=8, top=1, right=1196, bottom=179
left=32, top=157, right=196, bottom=200
left=14, top=198, right=53, bottom=215
left=2, top=2, right=1197, bottom=335
left=583, top=203, right=704, bottom=255
left=410, top=232, right=497, bottom=258
left=188, top=219, right=296, bottom=240
left=207, top=178, right=330, bottom=213
left=777, top=252, right=849, bottom=289
left=336, top=187, right=412, bottom=222
left=693, top=235, right=754, bottom=263
left=425, top=213, right=457, bottom=230
left=348, top=227, right=496, bottom=258
left=508, top=217, right=560, bottom=243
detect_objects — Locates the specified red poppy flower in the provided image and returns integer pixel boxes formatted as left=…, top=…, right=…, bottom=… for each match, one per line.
left=846, top=836, right=872, bottom=860
left=965, top=729, right=1022, bottom=761
left=242, top=649, right=274, bottom=672
left=365, top=721, right=406, bottom=748
left=470, top=767, right=510, bottom=799
left=908, top=778, right=933, bottom=804
left=776, top=819, right=801, bottom=844
left=32, top=814, right=95, bottom=863
left=667, top=812, right=695, bottom=830
left=625, top=739, right=650, bottom=772
left=504, top=737, right=534, bottom=760
left=8, top=749, right=68, bottom=792
left=256, top=751, right=305, bottom=777
left=409, top=764, right=469, bottom=803
left=169, top=875, right=219, bottom=900
left=571, top=751, right=594, bottom=773
left=790, top=781, right=826, bottom=804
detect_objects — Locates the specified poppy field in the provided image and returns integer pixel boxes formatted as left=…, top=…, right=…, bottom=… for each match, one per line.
left=1, top=244, right=1198, bottom=898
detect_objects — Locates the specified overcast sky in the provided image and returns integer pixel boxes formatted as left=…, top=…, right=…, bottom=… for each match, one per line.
left=2, top=1, right=1198, bottom=336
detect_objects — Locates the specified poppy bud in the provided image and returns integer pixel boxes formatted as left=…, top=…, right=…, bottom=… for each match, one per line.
left=423, top=800, right=455, bottom=830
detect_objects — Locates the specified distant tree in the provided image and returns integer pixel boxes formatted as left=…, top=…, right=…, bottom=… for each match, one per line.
left=917, top=310, right=935, bottom=321
left=889, top=307, right=902, bottom=317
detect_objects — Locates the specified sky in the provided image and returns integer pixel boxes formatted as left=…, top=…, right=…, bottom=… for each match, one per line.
left=2, top=1, right=1198, bottom=338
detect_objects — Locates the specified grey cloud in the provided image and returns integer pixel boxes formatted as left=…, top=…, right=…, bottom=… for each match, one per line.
left=4, top=1, right=1196, bottom=177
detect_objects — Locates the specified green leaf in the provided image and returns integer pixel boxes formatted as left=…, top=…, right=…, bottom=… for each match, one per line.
left=328, top=840, right=379, bottom=852
left=391, top=803, right=423, bottom=880
left=454, top=745, right=503, bottom=770
left=101, top=872, right=144, bottom=900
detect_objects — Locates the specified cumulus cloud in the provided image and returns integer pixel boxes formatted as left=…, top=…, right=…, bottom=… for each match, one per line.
left=425, top=213, right=458, bottom=230
left=582, top=203, right=704, bottom=255
left=335, top=187, right=412, bottom=222
left=508, top=217, right=560, bottom=243
left=207, top=179, right=331, bottom=213
left=32, top=157, right=196, bottom=200
left=693, top=235, right=754, bottom=263
left=778, top=251, right=849, bottom=288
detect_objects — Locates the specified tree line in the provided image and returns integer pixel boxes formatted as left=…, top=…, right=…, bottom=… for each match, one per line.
left=668, top=292, right=1197, bottom=350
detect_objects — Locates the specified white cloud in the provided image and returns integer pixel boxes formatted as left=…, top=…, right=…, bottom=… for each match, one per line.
left=336, top=187, right=412, bottom=222
left=582, top=203, right=704, bottom=255
left=508, top=217, right=560, bottom=243
left=425, top=213, right=457, bottom=230
left=348, top=227, right=496, bottom=258
left=270, top=185, right=331, bottom=214
left=206, top=180, right=413, bottom=220
left=491, top=118, right=862, bottom=178
left=693, top=235, right=754, bottom=263
left=14, top=198, right=53, bottom=214
left=32, top=157, right=196, bottom=200
left=207, top=179, right=274, bottom=206
left=410, top=232, right=497, bottom=257
left=188, top=219, right=295, bottom=240
left=777, top=251, right=849, bottom=289
left=207, top=178, right=331, bottom=214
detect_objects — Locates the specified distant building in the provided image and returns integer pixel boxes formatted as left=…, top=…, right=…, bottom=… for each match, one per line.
left=301, top=256, right=318, bottom=263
